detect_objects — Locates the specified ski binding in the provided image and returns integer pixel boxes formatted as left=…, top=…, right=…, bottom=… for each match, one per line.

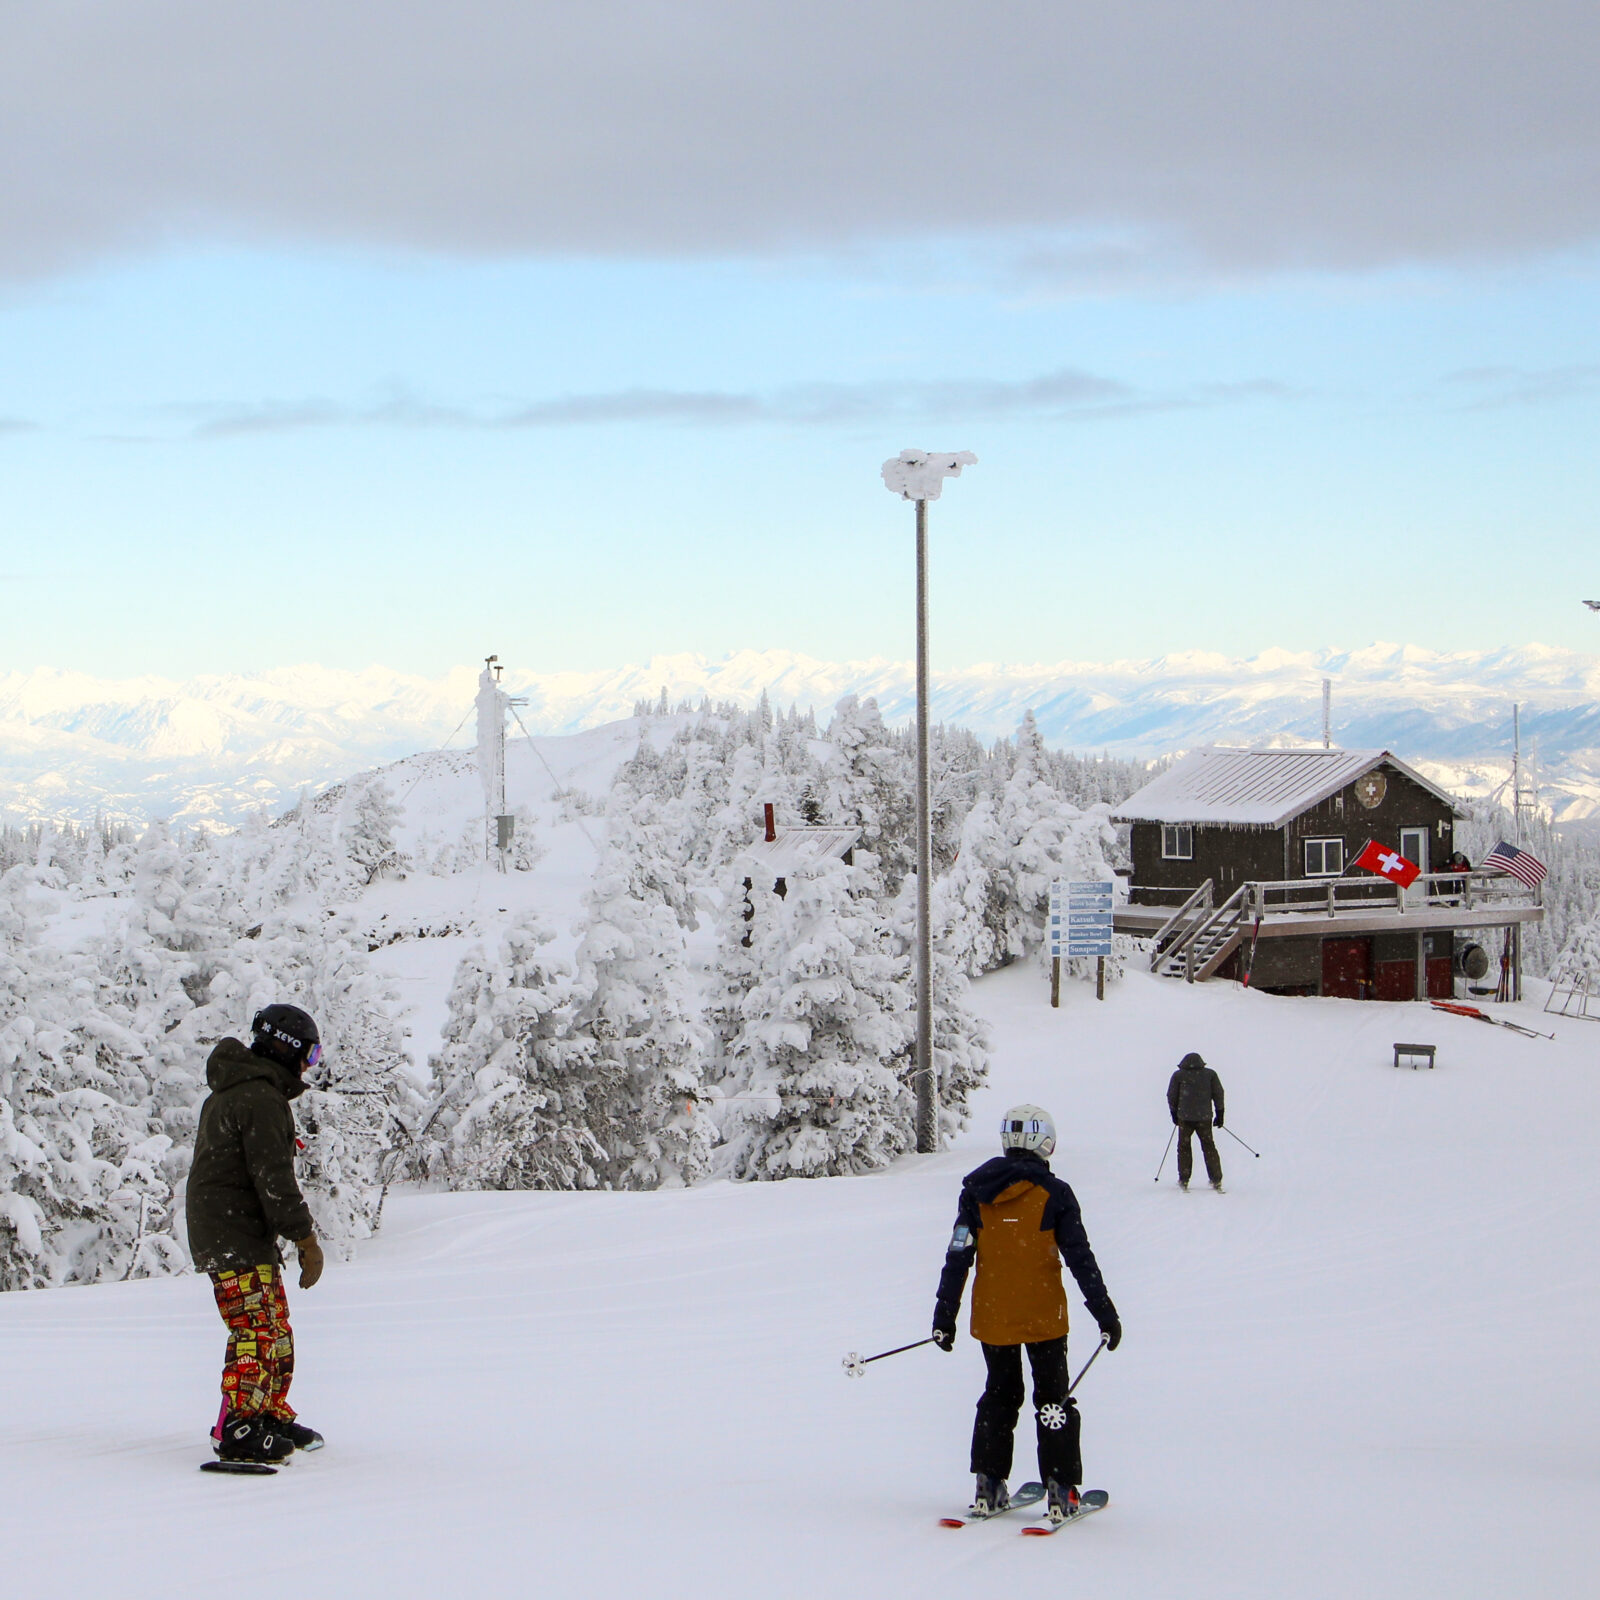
left=1020, top=1487, right=1109, bottom=1534
left=938, top=1480, right=1045, bottom=1527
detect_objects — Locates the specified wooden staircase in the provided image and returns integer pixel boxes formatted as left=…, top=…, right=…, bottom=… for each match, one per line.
left=1149, top=881, right=1253, bottom=982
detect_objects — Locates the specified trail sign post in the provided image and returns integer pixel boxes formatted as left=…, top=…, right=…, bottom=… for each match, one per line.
left=1049, top=880, right=1114, bottom=1005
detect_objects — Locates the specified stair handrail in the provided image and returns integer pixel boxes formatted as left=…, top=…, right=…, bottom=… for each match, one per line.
left=1149, top=879, right=1214, bottom=970
left=1188, top=883, right=1253, bottom=982
left=1167, top=882, right=1248, bottom=981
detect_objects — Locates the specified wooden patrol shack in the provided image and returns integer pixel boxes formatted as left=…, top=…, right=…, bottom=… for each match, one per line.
left=1112, top=746, right=1544, bottom=1000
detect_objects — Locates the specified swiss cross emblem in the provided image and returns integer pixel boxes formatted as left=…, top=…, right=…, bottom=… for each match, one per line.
left=1355, top=772, right=1387, bottom=809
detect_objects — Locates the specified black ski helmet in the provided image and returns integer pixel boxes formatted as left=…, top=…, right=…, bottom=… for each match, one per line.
left=250, top=1003, right=320, bottom=1070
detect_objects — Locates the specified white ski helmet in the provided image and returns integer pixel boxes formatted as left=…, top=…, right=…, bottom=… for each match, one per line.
left=1000, top=1104, right=1056, bottom=1158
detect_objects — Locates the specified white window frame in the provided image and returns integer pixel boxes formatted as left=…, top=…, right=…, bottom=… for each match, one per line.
left=1161, top=824, right=1193, bottom=860
left=1304, top=837, right=1345, bottom=878
left=1399, top=827, right=1428, bottom=875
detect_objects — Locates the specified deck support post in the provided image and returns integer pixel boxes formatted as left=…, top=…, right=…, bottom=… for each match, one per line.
left=1414, top=929, right=1426, bottom=1001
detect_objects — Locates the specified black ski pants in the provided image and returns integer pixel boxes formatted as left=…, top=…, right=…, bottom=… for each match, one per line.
left=970, top=1336, right=1081, bottom=1489
left=1176, top=1120, right=1222, bottom=1185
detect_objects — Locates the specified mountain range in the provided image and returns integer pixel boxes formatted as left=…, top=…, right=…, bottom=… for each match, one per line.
left=3, top=643, right=1598, bottom=829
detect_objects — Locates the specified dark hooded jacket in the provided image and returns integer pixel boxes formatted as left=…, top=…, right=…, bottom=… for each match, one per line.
left=186, top=1038, right=315, bottom=1274
left=1168, top=1053, right=1224, bottom=1125
left=933, top=1152, right=1117, bottom=1346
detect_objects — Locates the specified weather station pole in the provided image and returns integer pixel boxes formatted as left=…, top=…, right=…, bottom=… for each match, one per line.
left=882, top=450, right=977, bottom=1154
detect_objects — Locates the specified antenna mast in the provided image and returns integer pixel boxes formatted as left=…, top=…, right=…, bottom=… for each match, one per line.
left=1321, top=678, right=1331, bottom=749
left=477, top=655, right=517, bottom=872
left=1511, top=702, right=1539, bottom=845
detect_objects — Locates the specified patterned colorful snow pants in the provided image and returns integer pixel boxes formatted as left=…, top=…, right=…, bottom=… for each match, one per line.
left=209, top=1265, right=296, bottom=1433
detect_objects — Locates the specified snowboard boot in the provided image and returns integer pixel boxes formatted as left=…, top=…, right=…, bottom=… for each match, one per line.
left=214, top=1414, right=294, bottom=1465
left=1045, top=1480, right=1081, bottom=1526
left=272, top=1417, right=325, bottom=1452
left=969, top=1475, right=1010, bottom=1516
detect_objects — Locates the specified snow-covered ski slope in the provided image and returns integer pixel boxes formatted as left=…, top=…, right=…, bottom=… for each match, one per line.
left=2, top=965, right=1596, bottom=1599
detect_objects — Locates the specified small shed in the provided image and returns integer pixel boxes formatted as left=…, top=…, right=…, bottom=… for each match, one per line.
left=741, top=803, right=860, bottom=901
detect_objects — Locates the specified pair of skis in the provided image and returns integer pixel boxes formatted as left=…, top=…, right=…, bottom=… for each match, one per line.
left=939, top=1480, right=1110, bottom=1535
left=1430, top=1000, right=1553, bottom=1040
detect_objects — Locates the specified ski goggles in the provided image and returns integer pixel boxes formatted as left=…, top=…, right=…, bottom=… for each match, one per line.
left=305, top=1042, right=322, bottom=1071
left=1003, top=1118, right=1048, bottom=1137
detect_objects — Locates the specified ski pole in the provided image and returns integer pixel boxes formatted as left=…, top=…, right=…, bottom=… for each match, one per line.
left=1068, top=1333, right=1110, bottom=1396
left=841, top=1338, right=935, bottom=1378
left=1154, top=1125, right=1176, bottom=1182
left=1219, top=1125, right=1261, bottom=1158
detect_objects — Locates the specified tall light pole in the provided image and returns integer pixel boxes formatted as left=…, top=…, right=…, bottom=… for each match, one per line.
left=882, top=449, right=977, bottom=1154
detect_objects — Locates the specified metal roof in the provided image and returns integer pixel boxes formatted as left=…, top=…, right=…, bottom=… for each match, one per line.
left=1112, top=747, right=1463, bottom=828
left=741, top=825, right=861, bottom=873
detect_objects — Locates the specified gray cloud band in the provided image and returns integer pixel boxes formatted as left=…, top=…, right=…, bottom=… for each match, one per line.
left=174, top=371, right=1291, bottom=437
left=3, top=1, right=1598, bottom=280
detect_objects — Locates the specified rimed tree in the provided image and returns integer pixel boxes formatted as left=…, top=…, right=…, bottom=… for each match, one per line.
left=719, top=854, right=913, bottom=1179
left=573, top=786, right=715, bottom=1189
left=421, top=914, right=605, bottom=1191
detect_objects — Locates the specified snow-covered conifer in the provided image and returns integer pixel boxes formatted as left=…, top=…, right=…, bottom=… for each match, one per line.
left=890, top=878, right=992, bottom=1139
left=825, top=695, right=915, bottom=891
left=573, top=786, right=714, bottom=1189
left=421, top=914, right=604, bottom=1191
left=719, top=854, right=913, bottom=1180
left=0, top=866, right=182, bottom=1288
left=341, top=777, right=410, bottom=885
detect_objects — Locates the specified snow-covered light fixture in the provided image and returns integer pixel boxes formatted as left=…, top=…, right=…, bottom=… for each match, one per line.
left=883, top=448, right=976, bottom=1155
left=881, top=448, right=977, bottom=503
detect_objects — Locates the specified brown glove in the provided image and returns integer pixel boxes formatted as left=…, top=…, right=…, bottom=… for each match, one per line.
left=296, top=1234, right=324, bottom=1289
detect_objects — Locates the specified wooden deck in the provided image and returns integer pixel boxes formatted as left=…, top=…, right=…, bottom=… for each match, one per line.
left=1114, top=898, right=1544, bottom=940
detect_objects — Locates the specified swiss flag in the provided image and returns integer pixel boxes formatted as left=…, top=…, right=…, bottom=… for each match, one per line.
left=1354, top=838, right=1421, bottom=887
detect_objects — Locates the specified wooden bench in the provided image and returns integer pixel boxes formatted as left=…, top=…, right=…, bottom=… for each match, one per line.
left=1393, top=1042, right=1436, bottom=1070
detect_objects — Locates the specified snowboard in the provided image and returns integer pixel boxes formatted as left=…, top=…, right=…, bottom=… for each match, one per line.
left=938, top=1480, right=1045, bottom=1527
left=1020, top=1488, right=1109, bottom=1535
left=200, top=1460, right=279, bottom=1477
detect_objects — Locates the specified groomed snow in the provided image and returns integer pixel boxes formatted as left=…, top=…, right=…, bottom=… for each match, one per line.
left=2, top=966, right=1597, bottom=1597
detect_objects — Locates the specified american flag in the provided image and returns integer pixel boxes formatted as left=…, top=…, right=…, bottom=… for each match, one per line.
left=1481, top=839, right=1548, bottom=889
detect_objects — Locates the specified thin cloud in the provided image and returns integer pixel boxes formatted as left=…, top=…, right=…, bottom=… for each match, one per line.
left=173, top=369, right=1293, bottom=437
left=1441, top=364, right=1600, bottom=408
left=3, top=3, right=1598, bottom=283
left=0, top=417, right=38, bottom=435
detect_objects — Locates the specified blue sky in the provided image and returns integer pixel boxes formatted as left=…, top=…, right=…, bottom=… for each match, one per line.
left=2, top=4, right=1597, bottom=682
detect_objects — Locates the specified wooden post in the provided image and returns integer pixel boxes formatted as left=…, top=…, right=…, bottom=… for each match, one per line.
left=1096, top=955, right=1106, bottom=1000
left=1050, top=956, right=1061, bottom=1008
left=1414, top=929, right=1426, bottom=1001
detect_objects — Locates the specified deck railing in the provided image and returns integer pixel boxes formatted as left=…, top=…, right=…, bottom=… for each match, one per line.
left=1131, top=869, right=1540, bottom=922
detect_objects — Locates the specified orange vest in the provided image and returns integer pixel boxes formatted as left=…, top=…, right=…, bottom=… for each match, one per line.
left=970, top=1179, right=1070, bottom=1345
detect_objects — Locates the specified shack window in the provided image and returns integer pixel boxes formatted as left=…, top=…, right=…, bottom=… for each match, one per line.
left=1304, top=837, right=1344, bottom=877
left=1161, top=825, right=1193, bottom=860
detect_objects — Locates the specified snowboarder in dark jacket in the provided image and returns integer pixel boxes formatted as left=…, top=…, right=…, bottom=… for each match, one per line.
left=931, top=1104, right=1121, bottom=1525
left=1167, top=1051, right=1225, bottom=1191
left=186, top=1004, right=326, bottom=1465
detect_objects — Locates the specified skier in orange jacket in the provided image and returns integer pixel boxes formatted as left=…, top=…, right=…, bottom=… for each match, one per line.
left=931, top=1104, right=1121, bottom=1523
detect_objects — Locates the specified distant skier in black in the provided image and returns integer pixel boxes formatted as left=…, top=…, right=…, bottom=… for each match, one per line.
left=1167, top=1051, right=1225, bottom=1191
left=931, top=1104, right=1121, bottom=1526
